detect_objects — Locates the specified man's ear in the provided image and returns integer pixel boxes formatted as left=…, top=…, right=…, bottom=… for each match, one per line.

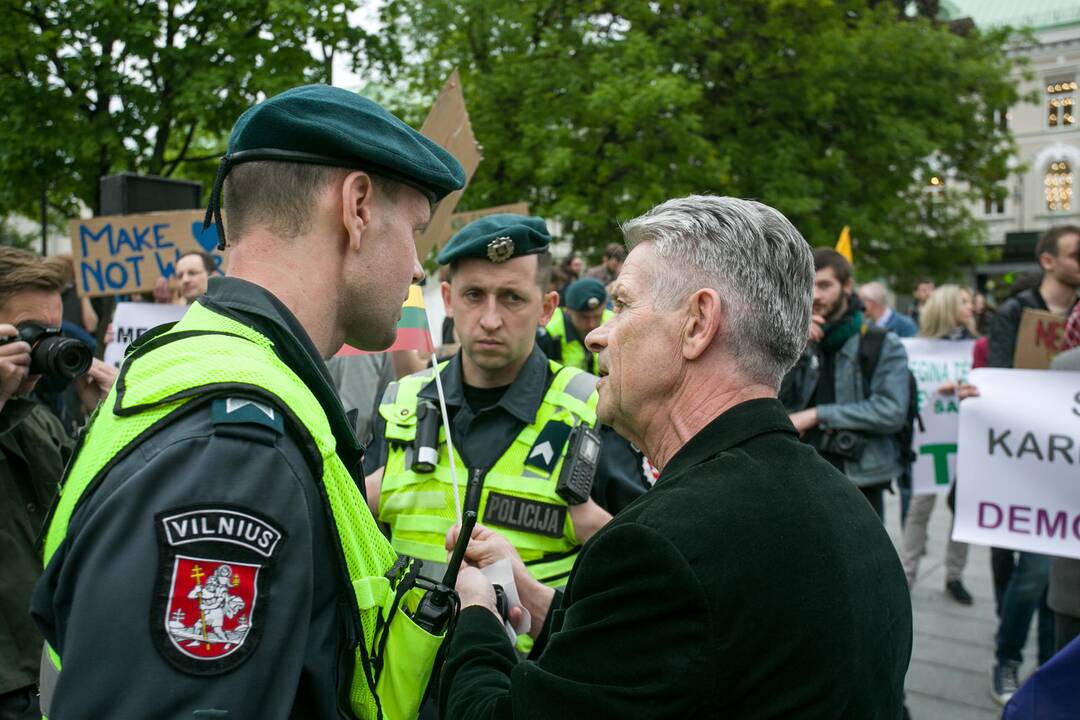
left=539, top=290, right=559, bottom=326
left=1037, top=251, right=1054, bottom=273
left=341, top=171, right=376, bottom=252
left=441, top=280, right=454, bottom=320
left=682, top=288, right=722, bottom=360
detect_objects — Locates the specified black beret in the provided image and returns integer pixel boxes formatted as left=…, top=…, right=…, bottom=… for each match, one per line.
left=437, top=213, right=550, bottom=265
left=564, top=278, right=607, bottom=311
left=204, top=85, right=466, bottom=249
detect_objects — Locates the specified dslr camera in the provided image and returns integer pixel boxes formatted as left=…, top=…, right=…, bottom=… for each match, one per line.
left=813, top=429, right=867, bottom=461
left=0, top=323, right=92, bottom=380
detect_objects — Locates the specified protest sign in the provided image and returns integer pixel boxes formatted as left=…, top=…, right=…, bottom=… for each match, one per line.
left=414, top=70, right=483, bottom=260
left=103, top=302, right=188, bottom=367
left=902, top=338, right=975, bottom=495
left=449, top=203, right=530, bottom=236
left=69, top=210, right=225, bottom=298
left=1013, top=308, right=1067, bottom=369
left=953, top=368, right=1080, bottom=560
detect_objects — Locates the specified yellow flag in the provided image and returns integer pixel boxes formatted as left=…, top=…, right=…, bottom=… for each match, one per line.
left=835, top=226, right=853, bottom=264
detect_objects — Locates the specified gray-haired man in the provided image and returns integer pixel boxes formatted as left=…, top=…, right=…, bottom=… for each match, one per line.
left=438, top=196, right=912, bottom=719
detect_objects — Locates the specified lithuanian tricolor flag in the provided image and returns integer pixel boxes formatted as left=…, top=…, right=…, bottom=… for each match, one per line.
left=337, top=285, right=434, bottom=356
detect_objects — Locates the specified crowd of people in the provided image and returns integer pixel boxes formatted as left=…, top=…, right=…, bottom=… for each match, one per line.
left=2, top=83, right=1079, bottom=720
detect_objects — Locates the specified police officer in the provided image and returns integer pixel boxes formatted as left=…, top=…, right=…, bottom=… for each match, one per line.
left=364, top=214, right=648, bottom=596
left=31, top=85, right=464, bottom=719
left=537, top=277, right=612, bottom=375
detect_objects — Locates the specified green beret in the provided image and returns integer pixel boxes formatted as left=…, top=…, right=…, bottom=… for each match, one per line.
left=565, top=278, right=607, bottom=311
left=437, top=213, right=550, bottom=265
left=204, top=84, right=466, bottom=249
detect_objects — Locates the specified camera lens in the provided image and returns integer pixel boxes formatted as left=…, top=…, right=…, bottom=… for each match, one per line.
left=30, top=336, right=93, bottom=380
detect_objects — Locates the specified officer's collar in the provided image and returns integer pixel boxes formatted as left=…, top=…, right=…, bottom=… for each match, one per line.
left=419, top=345, right=550, bottom=424
left=200, top=276, right=362, bottom=460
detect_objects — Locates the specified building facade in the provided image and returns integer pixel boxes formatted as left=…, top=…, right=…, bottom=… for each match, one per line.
left=946, top=1, right=1080, bottom=283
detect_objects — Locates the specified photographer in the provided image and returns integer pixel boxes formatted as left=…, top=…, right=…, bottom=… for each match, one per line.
left=0, top=246, right=113, bottom=720
left=782, top=249, right=910, bottom=520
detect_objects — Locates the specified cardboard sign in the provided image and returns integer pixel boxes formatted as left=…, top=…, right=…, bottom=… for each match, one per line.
left=449, top=203, right=530, bottom=236
left=901, top=338, right=976, bottom=495
left=1013, top=308, right=1067, bottom=369
left=69, top=210, right=226, bottom=298
left=103, top=302, right=188, bottom=367
left=414, top=70, right=483, bottom=259
left=953, top=368, right=1080, bottom=559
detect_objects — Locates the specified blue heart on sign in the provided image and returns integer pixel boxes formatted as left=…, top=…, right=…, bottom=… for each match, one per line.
left=192, top=222, right=219, bottom=252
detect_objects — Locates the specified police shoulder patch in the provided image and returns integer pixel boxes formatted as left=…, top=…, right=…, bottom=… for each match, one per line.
left=212, top=397, right=284, bottom=444
left=152, top=504, right=286, bottom=675
left=525, top=421, right=573, bottom=475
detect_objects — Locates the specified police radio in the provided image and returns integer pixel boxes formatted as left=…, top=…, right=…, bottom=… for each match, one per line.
left=555, top=424, right=601, bottom=505
left=410, top=510, right=477, bottom=634
left=411, top=399, right=440, bottom=473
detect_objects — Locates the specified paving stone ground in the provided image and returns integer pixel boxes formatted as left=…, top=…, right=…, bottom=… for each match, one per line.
left=881, top=493, right=1040, bottom=720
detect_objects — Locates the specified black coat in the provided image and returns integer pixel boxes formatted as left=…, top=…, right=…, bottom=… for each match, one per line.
left=440, top=398, right=912, bottom=719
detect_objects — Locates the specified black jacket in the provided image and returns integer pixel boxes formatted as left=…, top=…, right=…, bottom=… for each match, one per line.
left=987, top=287, right=1077, bottom=368
left=1, top=399, right=71, bottom=694
left=440, top=398, right=912, bottom=719
left=32, top=278, right=362, bottom=719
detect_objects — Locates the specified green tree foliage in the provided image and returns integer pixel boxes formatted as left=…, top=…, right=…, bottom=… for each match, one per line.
left=366, top=0, right=1029, bottom=285
left=0, top=1, right=367, bottom=218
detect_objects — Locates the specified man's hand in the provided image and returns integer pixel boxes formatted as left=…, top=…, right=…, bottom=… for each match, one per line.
left=569, top=498, right=612, bottom=544
left=788, top=407, right=819, bottom=435
left=446, top=522, right=555, bottom=639
left=0, top=323, right=31, bottom=410
left=73, top=358, right=118, bottom=413
left=807, top=314, right=826, bottom=345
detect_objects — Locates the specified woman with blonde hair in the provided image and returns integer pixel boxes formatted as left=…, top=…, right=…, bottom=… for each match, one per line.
left=900, top=284, right=979, bottom=605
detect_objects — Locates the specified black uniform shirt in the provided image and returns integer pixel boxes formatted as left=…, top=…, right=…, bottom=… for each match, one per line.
left=365, top=346, right=648, bottom=514
left=32, top=277, right=363, bottom=720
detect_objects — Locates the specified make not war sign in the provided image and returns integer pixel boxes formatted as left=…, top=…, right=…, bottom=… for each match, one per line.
left=954, top=368, right=1080, bottom=559
left=69, top=210, right=225, bottom=297
left=902, top=338, right=975, bottom=496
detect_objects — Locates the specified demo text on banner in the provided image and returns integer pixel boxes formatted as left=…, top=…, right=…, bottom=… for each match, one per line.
left=954, top=368, right=1080, bottom=559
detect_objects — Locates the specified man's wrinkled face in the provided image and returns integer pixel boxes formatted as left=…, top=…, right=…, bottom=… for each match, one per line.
left=343, top=184, right=428, bottom=351
left=586, top=244, right=682, bottom=440
left=566, top=305, right=607, bottom=337
left=1044, top=232, right=1080, bottom=289
left=1, top=289, right=62, bottom=395
left=813, top=267, right=849, bottom=320
left=176, top=254, right=209, bottom=303
left=444, top=255, right=550, bottom=379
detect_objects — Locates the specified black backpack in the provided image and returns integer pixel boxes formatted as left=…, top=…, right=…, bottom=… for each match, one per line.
left=858, top=327, right=923, bottom=465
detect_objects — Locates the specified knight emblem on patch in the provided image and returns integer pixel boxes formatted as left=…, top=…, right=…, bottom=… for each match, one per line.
left=165, top=556, right=258, bottom=660
left=153, top=505, right=284, bottom=674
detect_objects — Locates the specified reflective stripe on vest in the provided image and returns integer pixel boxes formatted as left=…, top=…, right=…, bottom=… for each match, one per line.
left=377, top=360, right=598, bottom=587
left=544, top=307, right=611, bottom=375
left=40, top=301, right=430, bottom=720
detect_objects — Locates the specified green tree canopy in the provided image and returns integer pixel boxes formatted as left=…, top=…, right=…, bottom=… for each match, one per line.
left=366, top=0, right=1030, bottom=286
left=0, top=0, right=367, bottom=218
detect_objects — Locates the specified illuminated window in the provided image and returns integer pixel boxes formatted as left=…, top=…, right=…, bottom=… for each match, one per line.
left=1045, top=161, right=1073, bottom=212
left=1046, top=79, right=1076, bottom=128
